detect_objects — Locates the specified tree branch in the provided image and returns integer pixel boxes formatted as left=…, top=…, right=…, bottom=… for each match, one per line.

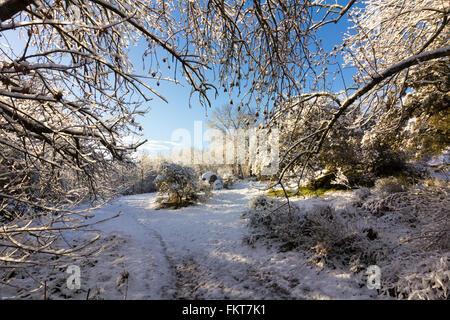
left=317, top=45, right=450, bottom=152
left=0, top=0, right=34, bottom=22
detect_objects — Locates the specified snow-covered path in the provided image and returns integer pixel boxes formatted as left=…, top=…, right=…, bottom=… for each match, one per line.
left=84, top=182, right=378, bottom=300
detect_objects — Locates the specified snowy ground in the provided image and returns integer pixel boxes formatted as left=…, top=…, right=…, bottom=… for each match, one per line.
left=1, top=181, right=381, bottom=300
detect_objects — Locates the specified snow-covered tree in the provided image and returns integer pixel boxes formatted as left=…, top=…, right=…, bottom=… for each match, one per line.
left=333, top=0, right=449, bottom=168
left=360, top=60, right=449, bottom=162
left=265, top=0, right=449, bottom=184
left=343, top=0, right=448, bottom=85
left=207, top=104, right=258, bottom=178
left=117, top=153, right=159, bottom=195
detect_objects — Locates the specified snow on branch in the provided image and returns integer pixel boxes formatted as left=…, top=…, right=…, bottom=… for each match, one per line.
left=317, top=45, right=450, bottom=152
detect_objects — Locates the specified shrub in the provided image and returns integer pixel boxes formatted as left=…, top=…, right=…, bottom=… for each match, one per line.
left=380, top=254, right=449, bottom=300
left=123, top=169, right=158, bottom=195
left=353, top=187, right=372, bottom=202
left=222, top=175, right=235, bottom=189
left=243, top=196, right=338, bottom=247
left=243, top=196, right=294, bottom=243
left=360, top=189, right=411, bottom=218
left=154, top=162, right=199, bottom=208
left=374, top=176, right=408, bottom=197
left=392, top=255, right=449, bottom=300
left=398, top=185, right=449, bottom=251
left=354, top=183, right=449, bottom=299
left=360, top=131, right=407, bottom=176
left=242, top=196, right=386, bottom=270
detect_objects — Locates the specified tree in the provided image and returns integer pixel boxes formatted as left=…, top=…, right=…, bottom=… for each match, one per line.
left=360, top=60, right=449, bottom=161
left=208, top=104, right=256, bottom=133
left=207, top=104, right=257, bottom=178
left=266, top=0, right=449, bottom=185
left=275, top=97, right=362, bottom=187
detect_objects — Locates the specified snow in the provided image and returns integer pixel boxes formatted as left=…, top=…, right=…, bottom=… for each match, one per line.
left=201, top=172, right=217, bottom=182
left=427, top=149, right=450, bottom=182
left=428, top=148, right=450, bottom=167
left=212, top=179, right=223, bottom=190
left=1, top=182, right=381, bottom=300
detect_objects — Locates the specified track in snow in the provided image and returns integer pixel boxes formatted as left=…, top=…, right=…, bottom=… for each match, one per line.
left=73, top=182, right=377, bottom=299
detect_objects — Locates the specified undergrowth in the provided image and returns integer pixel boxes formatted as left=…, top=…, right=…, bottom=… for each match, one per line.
left=244, top=181, right=450, bottom=300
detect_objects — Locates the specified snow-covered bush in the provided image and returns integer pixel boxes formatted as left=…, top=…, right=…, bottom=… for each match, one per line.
left=222, top=175, right=235, bottom=189
left=244, top=183, right=449, bottom=298
left=399, top=185, right=449, bottom=251
left=374, top=176, right=408, bottom=197
left=244, top=196, right=297, bottom=233
left=242, top=196, right=386, bottom=270
left=360, top=131, right=408, bottom=177
left=154, top=162, right=199, bottom=207
left=301, top=205, right=387, bottom=271
left=378, top=252, right=449, bottom=300
left=361, top=182, right=448, bottom=234
left=354, top=176, right=410, bottom=217
left=351, top=183, right=449, bottom=299
left=353, top=187, right=372, bottom=205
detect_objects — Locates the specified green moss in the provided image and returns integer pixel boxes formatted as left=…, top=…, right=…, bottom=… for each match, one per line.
left=267, top=170, right=350, bottom=198
left=267, top=186, right=344, bottom=198
left=267, top=189, right=299, bottom=197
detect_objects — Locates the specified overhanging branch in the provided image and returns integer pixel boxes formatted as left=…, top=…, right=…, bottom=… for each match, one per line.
left=0, top=0, right=34, bottom=22
left=317, top=45, right=450, bottom=152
